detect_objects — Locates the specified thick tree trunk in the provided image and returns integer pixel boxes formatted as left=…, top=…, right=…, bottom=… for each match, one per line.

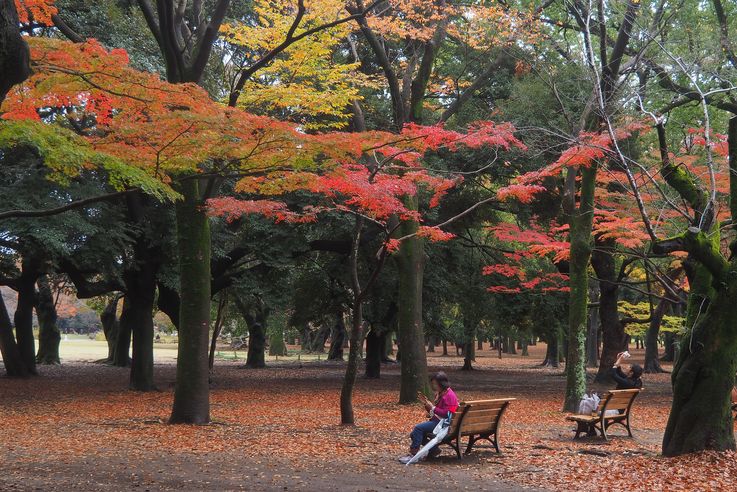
left=101, top=295, right=121, bottom=362
left=397, top=213, right=429, bottom=402
left=365, top=328, right=384, bottom=378
left=541, top=332, right=559, bottom=368
left=644, top=298, right=667, bottom=373
left=124, top=279, right=156, bottom=391
left=592, top=245, right=627, bottom=383
left=35, top=276, right=61, bottom=365
left=328, top=315, right=346, bottom=361
left=662, top=284, right=737, bottom=456
left=14, top=263, right=38, bottom=375
left=245, top=322, right=266, bottom=368
left=170, top=180, right=211, bottom=424
left=112, top=296, right=132, bottom=367
left=0, top=292, right=28, bottom=376
left=0, top=0, right=30, bottom=105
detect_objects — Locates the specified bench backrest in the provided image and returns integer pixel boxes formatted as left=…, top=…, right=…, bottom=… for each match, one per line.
left=449, top=398, right=515, bottom=436
left=595, top=389, right=640, bottom=418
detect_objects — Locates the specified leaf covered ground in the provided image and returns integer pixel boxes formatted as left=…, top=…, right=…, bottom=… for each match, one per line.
left=1, top=344, right=735, bottom=491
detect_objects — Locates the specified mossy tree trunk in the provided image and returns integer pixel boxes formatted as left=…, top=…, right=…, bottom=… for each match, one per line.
left=656, top=117, right=737, bottom=455
left=397, top=201, right=429, bottom=402
left=563, top=165, right=597, bottom=411
left=169, top=179, right=211, bottom=424
left=35, top=275, right=61, bottom=365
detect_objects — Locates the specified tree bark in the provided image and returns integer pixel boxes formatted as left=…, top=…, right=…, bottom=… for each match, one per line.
left=112, top=296, right=132, bottom=367
left=397, top=209, right=429, bottom=402
left=14, top=260, right=38, bottom=375
left=35, top=276, right=61, bottom=365
left=644, top=298, right=667, bottom=373
left=101, top=295, right=122, bottom=362
left=586, top=283, right=600, bottom=367
left=364, top=328, right=383, bottom=378
left=592, top=243, right=626, bottom=382
left=328, top=315, right=346, bottom=361
left=169, top=180, right=211, bottom=424
left=0, top=291, right=28, bottom=376
left=124, top=276, right=156, bottom=391
left=340, top=298, right=364, bottom=424
left=0, top=0, right=30, bottom=105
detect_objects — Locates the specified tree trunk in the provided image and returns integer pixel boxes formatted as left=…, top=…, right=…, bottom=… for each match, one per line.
left=541, top=332, right=559, bottom=368
left=644, top=298, right=667, bottom=373
left=101, top=295, right=121, bottom=362
left=564, top=165, right=597, bottom=411
left=112, top=296, right=132, bottom=367
left=477, top=338, right=483, bottom=350
left=0, top=0, right=30, bottom=105
left=586, top=284, right=600, bottom=368
left=14, top=262, right=38, bottom=375
left=426, top=336, right=435, bottom=352
left=170, top=180, right=211, bottom=424
left=208, top=293, right=228, bottom=370
left=340, top=299, right=364, bottom=424
left=662, top=284, right=737, bottom=456
left=0, top=291, right=28, bottom=377
left=124, top=277, right=156, bottom=391
left=365, top=328, right=383, bottom=378
left=328, top=315, right=346, bottom=361
left=245, top=322, right=266, bottom=368
left=35, top=276, right=61, bottom=365
left=397, top=199, right=429, bottom=402
left=592, top=246, right=627, bottom=383
left=662, top=331, right=676, bottom=362
left=442, top=339, right=448, bottom=356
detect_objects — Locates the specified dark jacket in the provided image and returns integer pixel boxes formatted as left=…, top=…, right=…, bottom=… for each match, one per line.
left=611, top=367, right=643, bottom=390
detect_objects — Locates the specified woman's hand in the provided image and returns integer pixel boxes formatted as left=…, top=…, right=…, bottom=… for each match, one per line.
left=614, top=352, right=625, bottom=368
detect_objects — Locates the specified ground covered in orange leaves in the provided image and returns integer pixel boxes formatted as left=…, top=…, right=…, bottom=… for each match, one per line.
left=1, top=344, right=735, bottom=491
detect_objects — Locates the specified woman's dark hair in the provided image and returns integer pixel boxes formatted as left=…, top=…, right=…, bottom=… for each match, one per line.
left=430, top=371, right=451, bottom=390
left=630, top=364, right=643, bottom=380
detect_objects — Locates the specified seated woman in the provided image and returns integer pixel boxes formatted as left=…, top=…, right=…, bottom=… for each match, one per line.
left=611, top=351, right=643, bottom=390
left=398, top=371, right=458, bottom=464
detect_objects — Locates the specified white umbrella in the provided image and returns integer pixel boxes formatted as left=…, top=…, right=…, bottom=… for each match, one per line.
left=405, top=416, right=452, bottom=466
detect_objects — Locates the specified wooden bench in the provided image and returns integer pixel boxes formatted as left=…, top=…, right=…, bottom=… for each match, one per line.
left=439, top=398, right=515, bottom=460
left=566, top=389, right=641, bottom=440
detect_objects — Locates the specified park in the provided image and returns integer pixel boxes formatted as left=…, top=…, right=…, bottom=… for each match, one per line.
left=1, top=0, right=737, bottom=490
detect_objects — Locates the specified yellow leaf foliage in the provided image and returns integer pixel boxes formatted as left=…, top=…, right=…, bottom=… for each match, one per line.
left=221, top=0, right=375, bottom=129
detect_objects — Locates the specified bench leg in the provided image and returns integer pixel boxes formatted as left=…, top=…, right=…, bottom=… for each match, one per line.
left=465, top=435, right=476, bottom=455
left=573, top=421, right=588, bottom=439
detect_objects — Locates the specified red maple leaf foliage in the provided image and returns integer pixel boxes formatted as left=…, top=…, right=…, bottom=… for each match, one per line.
left=14, top=0, right=56, bottom=25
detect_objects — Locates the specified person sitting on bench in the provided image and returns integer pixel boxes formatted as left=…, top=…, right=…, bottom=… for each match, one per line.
left=398, top=372, right=459, bottom=464
left=611, top=351, right=643, bottom=390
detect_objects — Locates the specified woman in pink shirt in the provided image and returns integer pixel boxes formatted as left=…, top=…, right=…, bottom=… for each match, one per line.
left=399, top=371, right=459, bottom=463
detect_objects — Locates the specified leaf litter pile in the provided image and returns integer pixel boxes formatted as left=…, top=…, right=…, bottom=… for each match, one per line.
left=1, top=345, right=736, bottom=491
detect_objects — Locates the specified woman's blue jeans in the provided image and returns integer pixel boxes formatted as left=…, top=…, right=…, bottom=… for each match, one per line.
left=410, top=419, right=438, bottom=450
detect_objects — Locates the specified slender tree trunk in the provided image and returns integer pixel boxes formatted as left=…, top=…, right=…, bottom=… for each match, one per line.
left=662, top=331, right=676, bottom=362
left=0, top=291, right=28, bottom=376
left=426, top=336, right=435, bottom=353
left=340, top=299, right=364, bottom=424
left=35, top=276, right=61, bottom=365
left=442, top=339, right=448, bottom=356
left=586, top=283, right=600, bottom=368
left=170, top=180, right=211, bottom=424
left=208, top=293, right=228, bottom=370
left=397, top=209, right=429, bottom=402
left=644, top=298, right=667, bottom=373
